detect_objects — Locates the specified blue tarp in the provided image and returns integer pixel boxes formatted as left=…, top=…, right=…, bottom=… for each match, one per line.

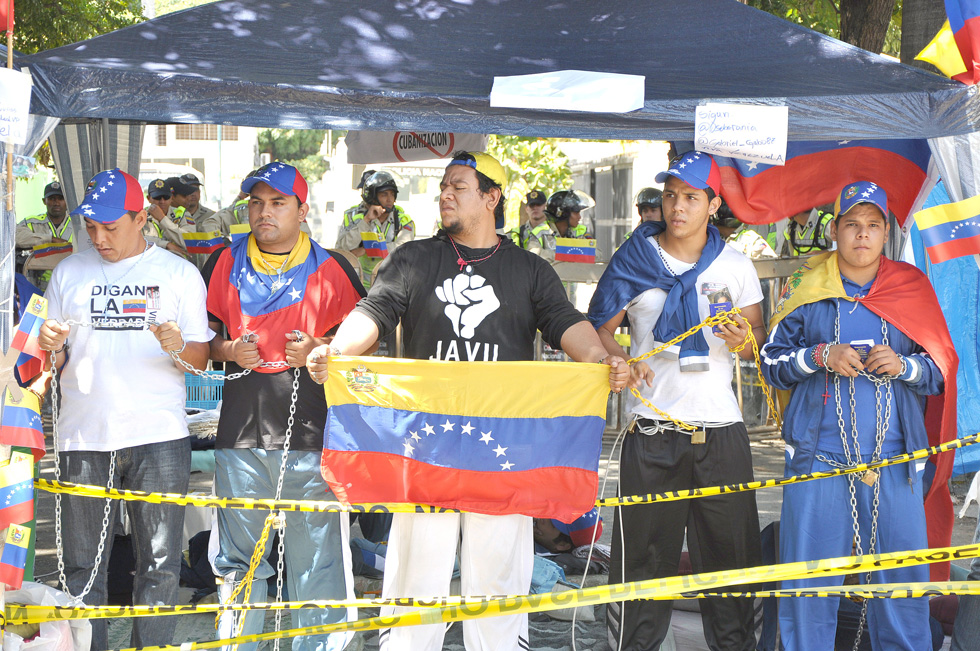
left=17, top=0, right=980, bottom=140
left=910, top=183, right=980, bottom=476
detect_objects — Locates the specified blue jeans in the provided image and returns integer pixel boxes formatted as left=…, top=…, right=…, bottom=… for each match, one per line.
left=61, top=437, right=190, bottom=651
left=214, top=449, right=354, bottom=651
left=950, top=512, right=980, bottom=650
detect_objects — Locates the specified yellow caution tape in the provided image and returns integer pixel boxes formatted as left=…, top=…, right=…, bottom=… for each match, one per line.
left=36, top=432, right=979, bottom=513
left=96, top=542, right=979, bottom=650
left=598, top=432, right=980, bottom=508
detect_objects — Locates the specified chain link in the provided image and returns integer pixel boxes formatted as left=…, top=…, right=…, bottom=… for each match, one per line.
left=50, top=349, right=117, bottom=604
left=272, top=368, right=301, bottom=651
left=815, top=302, right=891, bottom=651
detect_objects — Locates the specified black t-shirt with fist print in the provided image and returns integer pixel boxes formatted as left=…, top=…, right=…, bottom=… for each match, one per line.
left=354, top=231, right=586, bottom=362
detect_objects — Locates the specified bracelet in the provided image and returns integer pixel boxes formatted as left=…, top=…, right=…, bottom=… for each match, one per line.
left=598, top=354, right=608, bottom=365
left=820, top=344, right=831, bottom=369
left=812, top=343, right=827, bottom=368
left=328, top=344, right=342, bottom=357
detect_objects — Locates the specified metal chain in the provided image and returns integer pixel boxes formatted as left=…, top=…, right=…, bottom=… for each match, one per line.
left=272, top=368, right=301, bottom=651
left=50, top=349, right=117, bottom=604
left=816, top=301, right=892, bottom=651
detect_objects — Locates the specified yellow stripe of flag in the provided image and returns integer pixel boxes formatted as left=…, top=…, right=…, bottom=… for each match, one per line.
left=913, top=194, right=980, bottom=230
left=325, top=357, right=609, bottom=419
left=916, top=20, right=969, bottom=78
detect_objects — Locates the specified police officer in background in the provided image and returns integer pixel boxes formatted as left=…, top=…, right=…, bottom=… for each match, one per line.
left=341, top=169, right=376, bottom=227
left=198, top=169, right=261, bottom=237
left=168, top=173, right=216, bottom=231
left=511, top=189, right=556, bottom=260
left=143, top=179, right=188, bottom=256
left=17, top=181, right=72, bottom=251
left=546, top=189, right=594, bottom=239
left=635, top=187, right=663, bottom=224
left=766, top=207, right=834, bottom=256
left=336, top=170, right=415, bottom=289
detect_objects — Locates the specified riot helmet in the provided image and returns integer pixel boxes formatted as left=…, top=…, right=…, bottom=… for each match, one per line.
left=545, top=189, right=595, bottom=222
left=361, top=171, right=399, bottom=206
left=635, top=187, right=662, bottom=211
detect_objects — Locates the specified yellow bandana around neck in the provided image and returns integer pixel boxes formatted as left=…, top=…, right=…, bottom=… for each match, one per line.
left=247, top=230, right=311, bottom=275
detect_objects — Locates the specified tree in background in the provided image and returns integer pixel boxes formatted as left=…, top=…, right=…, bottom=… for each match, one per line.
left=749, top=0, right=903, bottom=56
left=257, top=129, right=329, bottom=185
left=13, top=0, right=143, bottom=54
left=488, top=136, right=571, bottom=231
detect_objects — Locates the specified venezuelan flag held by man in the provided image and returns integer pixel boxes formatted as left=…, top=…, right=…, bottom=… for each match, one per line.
left=321, top=356, right=609, bottom=521
left=761, top=181, right=958, bottom=651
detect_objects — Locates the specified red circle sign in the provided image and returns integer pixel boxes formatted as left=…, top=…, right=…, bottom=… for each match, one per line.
left=392, top=132, right=455, bottom=162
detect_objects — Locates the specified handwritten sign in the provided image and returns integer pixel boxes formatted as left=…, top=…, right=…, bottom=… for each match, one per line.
left=694, top=103, right=788, bottom=166
left=0, top=69, right=32, bottom=146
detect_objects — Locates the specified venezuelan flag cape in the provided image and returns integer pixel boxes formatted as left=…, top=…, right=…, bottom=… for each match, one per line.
left=321, top=357, right=610, bottom=521
left=771, top=252, right=959, bottom=580
left=715, top=140, right=932, bottom=227
left=207, top=232, right=364, bottom=370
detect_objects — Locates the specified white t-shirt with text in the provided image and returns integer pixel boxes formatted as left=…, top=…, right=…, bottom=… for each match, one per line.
left=625, top=238, right=764, bottom=426
left=46, top=246, right=213, bottom=451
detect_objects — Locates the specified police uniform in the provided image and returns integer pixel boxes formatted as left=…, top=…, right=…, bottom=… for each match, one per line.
left=551, top=221, right=589, bottom=239
left=510, top=222, right=556, bottom=261
left=336, top=206, right=415, bottom=289
left=767, top=209, right=833, bottom=256
left=198, top=198, right=248, bottom=236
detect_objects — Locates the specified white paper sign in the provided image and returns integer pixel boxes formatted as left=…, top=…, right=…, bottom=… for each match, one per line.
left=346, top=131, right=488, bottom=164
left=0, top=69, right=32, bottom=146
left=695, top=103, right=788, bottom=166
left=490, top=70, right=645, bottom=113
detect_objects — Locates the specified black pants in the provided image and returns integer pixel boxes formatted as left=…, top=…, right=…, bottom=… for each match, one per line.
left=606, top=422, right=762, bottom=651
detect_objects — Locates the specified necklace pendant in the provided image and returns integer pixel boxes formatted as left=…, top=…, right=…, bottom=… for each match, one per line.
left=457, top=257, right=466, bottom=271
left=269, top=280, right=283, bottom=292
left=860, top=470, right=879, bottom=487
left=465, top=265, right=473, bottom=275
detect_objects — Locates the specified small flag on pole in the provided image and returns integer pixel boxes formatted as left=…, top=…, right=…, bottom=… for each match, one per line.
left=182, top=231, right=224, bottom=255
left=0, top=0, right=13, bottom=34
left=0, top=524, right=32, bottom=589
left=0, top=388, right=44, bottom=461
left=230, top=223, right=251, bottom=243
left=914, top=193, right=980, bottom=264
left=555, top=238, right=597, bottom=263
left=361, top=232, right=389, bottom=258
left=0, top=454, right=34, bottom=529
left=11, top=294, right=46, bottom=385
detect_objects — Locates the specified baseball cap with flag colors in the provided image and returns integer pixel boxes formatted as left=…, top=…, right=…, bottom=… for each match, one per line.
left=655, top=151, right=722, bottom=194
left=834, top=181, right=888, bottom=220
left=70, top=169, right=144, bottom=223
left=241, top=162, right=309, bottom=203
left=447, top=152, right=507, bottom=190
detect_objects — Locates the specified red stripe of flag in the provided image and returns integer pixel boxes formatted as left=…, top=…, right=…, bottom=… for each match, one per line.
left=321, top=451, right=598, bottom=522
left=925, top=231, right=980, bottom=263
left=555, top=253, right=596, bottom=263
left=0, top=0, right=12, bottom=34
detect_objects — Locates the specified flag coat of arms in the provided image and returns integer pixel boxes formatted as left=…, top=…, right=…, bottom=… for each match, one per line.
left=321, top=357, right=609, bottom=521
left=0, top=524, right=31, bottom=589
left=182, top=230, right=224, bottom=255
left=1, top=388, right=44, bottom=461
left=11, top=294, right=46, bottom=385
left=360, top=232, right=389, bottom=258
left=914, top=193, right=980, bottom=263
left=555, top=238, right=597, bottom=263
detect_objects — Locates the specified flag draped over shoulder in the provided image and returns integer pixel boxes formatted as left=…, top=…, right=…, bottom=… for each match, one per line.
left=11, top=294, right=46, bottom=386
left=715, top=140, right=932, bottom=227
left=913, top=193, right=980, bottom=264
left=321, top=357, right=610, bottom=521
left=1, top=388, right=44, bottom=461
left=772, top=252, right=959, bottom=580
left=206, top=232, right=362, bottom=370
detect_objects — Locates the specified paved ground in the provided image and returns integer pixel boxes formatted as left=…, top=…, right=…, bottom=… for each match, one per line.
left=29, top=423, right=980, bottom=650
